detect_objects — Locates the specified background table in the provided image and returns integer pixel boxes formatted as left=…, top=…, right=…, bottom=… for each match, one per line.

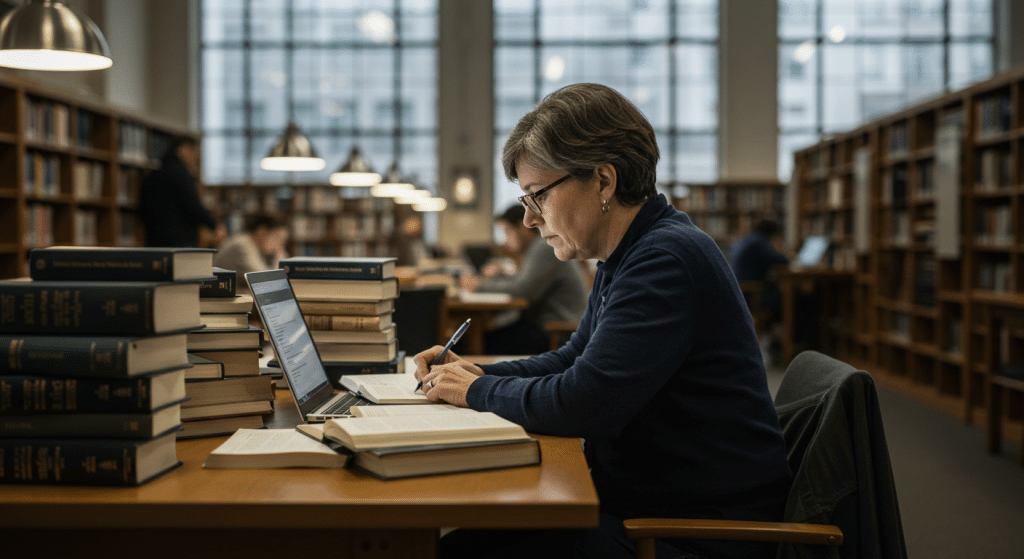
left=441, top=296, right=529, bottom=355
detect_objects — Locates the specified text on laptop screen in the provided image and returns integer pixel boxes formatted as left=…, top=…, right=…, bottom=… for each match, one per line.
left=250, top=277, right=329, bottom=405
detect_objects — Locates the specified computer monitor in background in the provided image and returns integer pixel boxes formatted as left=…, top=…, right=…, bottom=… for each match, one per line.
left=796, top=235, right=830, bottom=267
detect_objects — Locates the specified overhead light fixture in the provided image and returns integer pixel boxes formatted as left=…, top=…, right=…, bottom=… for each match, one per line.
left=394, top=189, right=432, bottom=204
left=412, top=197, right=448, bottom=212
left=369, top=160, right=414, bottom=196
left=260, top=120, right=326, bottom=172
left=330, top=145, right=381, bottom=187
left=0, top=0, right=112, bottom=71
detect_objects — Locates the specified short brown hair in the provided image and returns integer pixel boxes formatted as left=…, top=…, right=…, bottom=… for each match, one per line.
left=502, top=83, right=659, bottom=207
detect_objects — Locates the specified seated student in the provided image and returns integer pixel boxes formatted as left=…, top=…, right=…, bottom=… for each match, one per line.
left=213, top=213, right=290, bottom=290
left=414, top=83, right=791, bottom=559
left=460, top=204, right=589, bottom=355
left=729, top=218, right=789, bottom=326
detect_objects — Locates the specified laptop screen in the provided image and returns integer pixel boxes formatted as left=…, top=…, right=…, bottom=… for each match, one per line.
left=246, top=269, right=333, bottom=417
left=797, top=235, right=829, bottom=267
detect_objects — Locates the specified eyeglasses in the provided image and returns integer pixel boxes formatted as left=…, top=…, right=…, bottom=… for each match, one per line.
left=517, top=174, right=571, bottom=215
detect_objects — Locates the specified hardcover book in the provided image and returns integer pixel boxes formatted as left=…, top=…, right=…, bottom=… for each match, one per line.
left=0, top=432, right=181, bottom=486
left=311, top=325, right=396, bottom=344
left=317, top=339, right=398, bottom=363
left=203, top=428, right=350, bottom=469
left=0, top=333, right=189, bottom=378
left=321, top=410, right=529, bottom=451
left=304, top=312, right=393, bottom=332
left=200, top=267, right=237, bottom=298
left=289, top=278, right=399, bottom=302
left=280, top=256, right=397, bottom=280
left=337, top=372, right=427, bottom=405
left=185, top=353, right=224, bottom=380
left=0, top=369, right=186, bottom=414
left=199, top=293, right=254, bottom=314
left=179, top=399, right=273, bottom=421
left=297, top=299, right=394, bottom=316
left=177, top=414, right=264, bottom=439
left=0, top=280, right=201, bottom=335
left=0, top=402, right=182, bottom=439
left=183, top=375, right=275, bottom=408
left=190, top=349, right=260, bottom=377
left=29, top=246, right=215, bottom=282
left=186, top=325, right=262, bottom=351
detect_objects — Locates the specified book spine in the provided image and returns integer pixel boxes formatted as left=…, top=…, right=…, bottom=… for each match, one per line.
left=0, top=411, right=169, bottom=439
left=0, top=284, right=157, bottom=335
left=29, top=250, right=176, bottom=281
left=0, top=438, right=146, bottom=485
left=0, top=335, right=132, bottom=378
left=0, top=376, right=159, bottom=413
left=324, top=362, right=399, bottom=379
left=282, top=261, right=386, bottom=280
left=298, top=301, right=383, bottom=315
left=200, top=272, right=236, bottom=297
left=304, top=315, right=381, bottom=331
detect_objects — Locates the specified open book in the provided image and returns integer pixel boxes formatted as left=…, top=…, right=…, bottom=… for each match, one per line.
left=322, top=410, right=530, bottom=451
left=203, top=428, right=350, bottom=469
left=338, top=373, right=430, bottom=404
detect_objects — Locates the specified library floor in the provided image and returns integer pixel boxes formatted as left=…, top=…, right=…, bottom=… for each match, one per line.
left=765, top=364, right=1024, bottom=559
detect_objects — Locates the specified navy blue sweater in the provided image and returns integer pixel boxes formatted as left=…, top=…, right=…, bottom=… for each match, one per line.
left=469, top=195, right=791, bottom=558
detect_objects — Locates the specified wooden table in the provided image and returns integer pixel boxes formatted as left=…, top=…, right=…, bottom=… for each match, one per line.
left=441, top=296, right=529, bottom=355
left=0, top=380, right=599, bottom=558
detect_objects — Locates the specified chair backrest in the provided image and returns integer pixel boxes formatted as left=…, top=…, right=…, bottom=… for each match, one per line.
left=392, top=285, right=446, bottom=356
left=773, top=351, right=908, bottom=559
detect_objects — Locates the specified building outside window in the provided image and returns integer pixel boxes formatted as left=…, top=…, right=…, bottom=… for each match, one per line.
left=778, top=0, right=994, bottom=181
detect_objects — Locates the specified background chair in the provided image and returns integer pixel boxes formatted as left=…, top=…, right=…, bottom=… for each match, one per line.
left=392, top=285, right=446, bottom=356
left=624, top=350, right=907, bottom=559
left=542, top=320, right=577, bottom=351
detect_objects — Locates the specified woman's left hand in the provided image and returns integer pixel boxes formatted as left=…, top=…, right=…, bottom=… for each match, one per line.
left=418, top=361, right=482, bottom=408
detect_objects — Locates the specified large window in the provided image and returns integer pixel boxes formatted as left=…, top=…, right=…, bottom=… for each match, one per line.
left=494, top=0, right=719, bottom=212
left=778, top=0, right=994, bottom=180
left=201, top=0, right=438, bottom=187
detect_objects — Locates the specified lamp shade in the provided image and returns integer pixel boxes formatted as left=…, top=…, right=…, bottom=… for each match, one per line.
left=260, top=120, right=326, bottom=171
left=0, top=0, right=112, bottom=71
left=330, top=145, right=382, bottom=186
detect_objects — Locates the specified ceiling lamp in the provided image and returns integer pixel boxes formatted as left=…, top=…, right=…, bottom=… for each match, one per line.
left=0, top=0, right=112, bottom=71
left=260, top=120, right=326, bottom=172
left=370, top=160, right=415, bottom=197
left=330, top=145, right=382, bottom=187
left=394, top=189, right=432, bottom=204
left=412, top=197, right=448, bottom=212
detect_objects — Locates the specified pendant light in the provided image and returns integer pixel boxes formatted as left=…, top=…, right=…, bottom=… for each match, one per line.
left=370, top=160, right=415, bottom=197
left=330, top=145, right=381, bottom=186
left=0, top=0, right=112, bottom=71
left=260, top=120, right=326, bottom=171
left=259, top=6, right=324, bottom=173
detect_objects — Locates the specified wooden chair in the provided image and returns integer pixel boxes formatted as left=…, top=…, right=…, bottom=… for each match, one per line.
left=543, top=320, right=577, bottom=351
left=624, top=351, right=908, bottom=559
left=985, top=305, right=1024, bottom=467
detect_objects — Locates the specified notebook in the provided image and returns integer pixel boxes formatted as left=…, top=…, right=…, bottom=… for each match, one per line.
left=246, top=269, right=372, bottom=422
left=796, top=235, right=829, bottom=267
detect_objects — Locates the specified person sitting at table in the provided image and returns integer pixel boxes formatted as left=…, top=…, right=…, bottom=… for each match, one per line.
left=412, top=83, right=792, bottom=559
left=460, top=203, right=589, bottom=355
left=213, top=213, right=290, bottom=290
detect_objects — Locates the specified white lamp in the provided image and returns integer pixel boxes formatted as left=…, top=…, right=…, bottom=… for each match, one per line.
left=330, top=145, right=382, bottom=186
left=0, top=0, right=112, bottom=71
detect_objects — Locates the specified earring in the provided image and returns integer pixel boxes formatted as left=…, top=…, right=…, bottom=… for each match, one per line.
left=601, top=199, right=610, bottom=214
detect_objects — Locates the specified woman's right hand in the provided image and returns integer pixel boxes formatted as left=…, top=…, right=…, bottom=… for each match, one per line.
left=412, top=346, right=484, bottom=384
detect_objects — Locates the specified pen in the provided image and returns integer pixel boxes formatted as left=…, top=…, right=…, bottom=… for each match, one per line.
left=416, top=318, right=471, bottom=392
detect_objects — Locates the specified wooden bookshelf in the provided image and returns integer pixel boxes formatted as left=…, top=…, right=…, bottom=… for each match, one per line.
left=790, top=67, right=1024, bottom=443
left=0, top=73, right=198, bottom=280
left=205, top=183, right=414, bottom=258
left=672, top=179, right=787, bottom=251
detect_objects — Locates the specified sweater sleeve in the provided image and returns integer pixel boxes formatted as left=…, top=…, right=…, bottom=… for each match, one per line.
left=467, top=245, right=694, bottom=437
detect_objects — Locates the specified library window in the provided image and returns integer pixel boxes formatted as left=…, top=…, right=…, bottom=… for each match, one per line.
left=493, top=0, right=719, bottom=213
left=778, top=0, right=994, bottom=181
left=200, top=0, right=438, bottom=188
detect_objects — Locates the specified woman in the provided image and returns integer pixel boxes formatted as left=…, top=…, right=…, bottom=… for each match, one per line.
left=414, top=83, right=791, bottom=559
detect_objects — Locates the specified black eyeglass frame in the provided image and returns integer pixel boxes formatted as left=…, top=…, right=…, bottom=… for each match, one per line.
left=517, top=174, right=572, bottom=215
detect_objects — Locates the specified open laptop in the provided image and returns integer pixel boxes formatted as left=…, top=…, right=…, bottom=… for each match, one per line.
left=246, top=269, right=371, bottom=422
left=795, top=235, right=829, bottom=268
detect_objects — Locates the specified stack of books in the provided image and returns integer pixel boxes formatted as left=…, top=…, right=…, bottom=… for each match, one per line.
left=181, top=267, right=274, bottom=439
left=0, top=246, right=213, bottom=485
left=279, top=256, right=403, bottom=386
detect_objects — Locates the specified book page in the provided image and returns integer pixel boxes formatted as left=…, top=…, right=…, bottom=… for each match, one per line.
left=208, top=428, right=338, bottom=457
left=350, top=404, right=476, bottom=417
left=324, top=411, right=528, bottom=449
left=341, top=373, right=428, bottom=403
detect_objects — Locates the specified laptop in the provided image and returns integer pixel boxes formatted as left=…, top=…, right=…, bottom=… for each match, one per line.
left=246, top=269, right=371, bottom=422
left=796, top=235, right=829, bottom=268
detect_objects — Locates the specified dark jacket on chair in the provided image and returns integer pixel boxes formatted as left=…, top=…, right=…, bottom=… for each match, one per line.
left=774, top=351, right=908, bottom=559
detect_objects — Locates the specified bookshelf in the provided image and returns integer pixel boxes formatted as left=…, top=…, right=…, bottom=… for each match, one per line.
left=672, top=179, right=787, bottom=251
left=204, top=184, right=411, bottom=259
left=0, top=74, right=198, bottom=280
left=790, top=67, right=1024, bottom=441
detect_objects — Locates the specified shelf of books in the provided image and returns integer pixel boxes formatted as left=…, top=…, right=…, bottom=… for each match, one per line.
left=671, top=179, right=787, bottom=251
left=0, top=73, right=199, bottom=280
left=205, top=183, right=407, bottom=258
left=790, top=66, right=1024, bottom=441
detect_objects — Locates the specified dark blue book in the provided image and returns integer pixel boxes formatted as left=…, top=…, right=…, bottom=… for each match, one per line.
left=280, top=256, right=397, bottom=280
left=0, top=432, right=180, bottom=485
left=29, top=246, right=215, bottom=282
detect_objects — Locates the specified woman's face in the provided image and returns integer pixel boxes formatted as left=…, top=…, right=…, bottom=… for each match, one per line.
left=515, top=159, right=604, bottom=262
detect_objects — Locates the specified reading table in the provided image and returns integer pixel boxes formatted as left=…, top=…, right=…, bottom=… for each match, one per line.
left=0, top=366, right=599, bottom=559
left=441, top=295, right=530, bottom=354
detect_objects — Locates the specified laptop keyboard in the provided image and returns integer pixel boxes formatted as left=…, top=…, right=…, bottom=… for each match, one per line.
left=321, top=392, right=372, bottom=415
